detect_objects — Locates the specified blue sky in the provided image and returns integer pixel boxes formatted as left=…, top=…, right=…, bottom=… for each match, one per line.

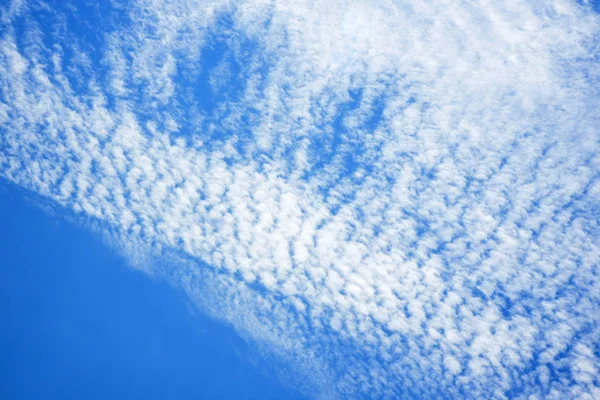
left=0, top=183, right=306, bottom=400
left=1, top=0, right=599, bottom=399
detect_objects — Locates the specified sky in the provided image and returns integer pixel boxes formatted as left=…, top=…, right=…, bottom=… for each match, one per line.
left=0, top=0, right=599, bottom=399
left=0, top=183, right=307, bottom=400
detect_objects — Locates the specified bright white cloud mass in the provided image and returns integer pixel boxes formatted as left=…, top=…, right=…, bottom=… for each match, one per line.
left=1, top=0, right=600, bottom=398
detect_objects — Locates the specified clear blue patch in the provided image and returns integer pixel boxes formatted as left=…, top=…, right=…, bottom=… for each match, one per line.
left=0, top=183, right=307, bottom=400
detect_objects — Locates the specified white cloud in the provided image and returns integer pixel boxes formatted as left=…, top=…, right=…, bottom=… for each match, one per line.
left=1, top=0, right=600, bottom=398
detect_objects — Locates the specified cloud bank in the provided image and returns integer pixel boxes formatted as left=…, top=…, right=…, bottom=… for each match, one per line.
left=1, top=0, right=600, bottom=398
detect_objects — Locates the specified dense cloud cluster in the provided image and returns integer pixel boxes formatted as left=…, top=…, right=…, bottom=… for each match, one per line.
left=1, top=0, right=600, bottom=398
